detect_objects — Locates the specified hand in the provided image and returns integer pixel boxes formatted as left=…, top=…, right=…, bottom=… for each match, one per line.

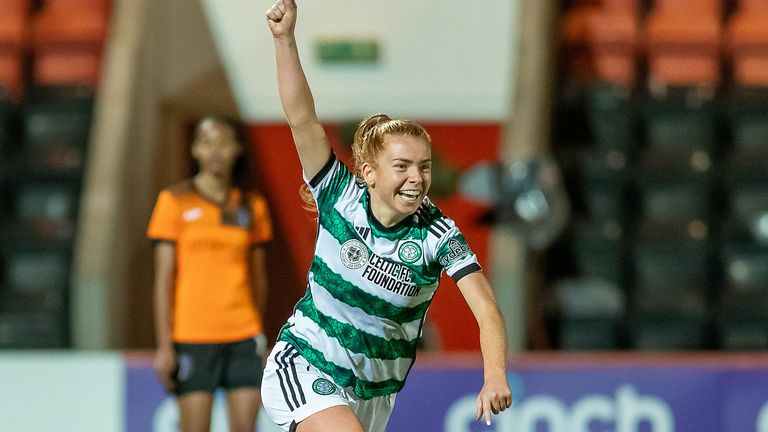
left=153, top=346, right=178, bottom=392
left=266, top=0, right=297, bottom=39
left=475, top=374, right=513, bottom=426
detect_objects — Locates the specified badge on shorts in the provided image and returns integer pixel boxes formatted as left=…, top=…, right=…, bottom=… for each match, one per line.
left=177, top=353, right=193, bottom=382
left=312, top=378, right=336, bottom=395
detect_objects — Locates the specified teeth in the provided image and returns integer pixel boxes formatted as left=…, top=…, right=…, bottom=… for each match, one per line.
left=399, top=190, right=420, bottom=197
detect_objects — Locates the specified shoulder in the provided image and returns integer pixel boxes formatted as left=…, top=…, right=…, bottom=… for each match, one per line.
left=414, top=197, right=453, bottom=235
left=246, top=190, right=269, bottom=206
left=246, top=191, right=272, bottom=218
left=163, top=179, right=195, bottom=198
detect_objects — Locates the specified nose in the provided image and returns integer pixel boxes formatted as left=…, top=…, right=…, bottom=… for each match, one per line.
left=407, top=167, right=422, bottom=184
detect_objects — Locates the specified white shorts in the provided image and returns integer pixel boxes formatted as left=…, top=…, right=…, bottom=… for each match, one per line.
left=261, top=341, right=396, bottom=432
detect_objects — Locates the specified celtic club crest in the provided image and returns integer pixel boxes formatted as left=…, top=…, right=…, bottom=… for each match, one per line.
left=398, top=241, right=422, bottom=263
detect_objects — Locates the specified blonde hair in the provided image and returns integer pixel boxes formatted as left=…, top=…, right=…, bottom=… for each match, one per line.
left=300, top=113, right=431, bottom=212
left=350, top=113, right=431, bottom=180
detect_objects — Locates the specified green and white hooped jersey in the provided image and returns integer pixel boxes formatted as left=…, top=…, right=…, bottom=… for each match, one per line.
left=278, top=154, right=481, bottom=400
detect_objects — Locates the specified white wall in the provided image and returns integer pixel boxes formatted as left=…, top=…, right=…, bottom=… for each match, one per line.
left=201, top=0, right=519, bottom=122
left=0, top=352, right=123, bottom=431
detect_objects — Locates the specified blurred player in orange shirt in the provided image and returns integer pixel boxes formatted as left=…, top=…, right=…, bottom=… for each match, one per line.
left=147, top=116, right=273, bottom=432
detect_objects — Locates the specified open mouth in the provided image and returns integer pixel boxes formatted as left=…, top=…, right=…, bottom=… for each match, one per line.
left=397, top=190, right=421, bottom=203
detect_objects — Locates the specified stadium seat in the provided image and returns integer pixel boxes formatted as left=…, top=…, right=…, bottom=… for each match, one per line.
left=651, top=0, right=723, bottom=15
left=720, top=245, right=768, bottom=313
left=553, top=260, right=626, bottom=350
left=628, top=243, right=711, bottom=350
left=561, top=5, right=640, bottom=85
left=0, top=2, right=28, bottom=101
left=44, top=0, right=111, bottom=14
left=631, top=243, right=710, bottom=317
left=0, top=311, right=67, bottom=348
left=724, top=88, right=768, bottom=182
left=581, top=180, right=626, bottom=222
left=635, top=179, right=711, bottom=243
left=0, top=97, right=11, bottom=156
left=641, top=87, right=717, bottom=174
left=725, top=87, right=768, bottom=154
left=571, top=221, right=625, bottom=283
left=717, top=317, right=768, bottom=350
left=2, top=248, right=68, bottom=312
left=578, top=148, right=629, bottom=222
left=569, top=0, right=640, bottom=13
left=13, top=180, right=80, bottom=240
left=724, top=184, right=768, bottom=244
left=644, top=1, right=722, bottom=87
left=726, top=6, right=768, bottom=86
left=21, top=89, right=93, bottom=174
left=30, top=4, right=109, bottom=87
left=560, top=316, right=623, bottom=350
left=629, top=316, right=708, bottom=350
left=586, top=82, right=638, bottom=152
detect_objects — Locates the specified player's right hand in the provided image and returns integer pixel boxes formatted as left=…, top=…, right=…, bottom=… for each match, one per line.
left=266, top=0, right=297, bottom=39
left=153, top=346, right=178, bottom=392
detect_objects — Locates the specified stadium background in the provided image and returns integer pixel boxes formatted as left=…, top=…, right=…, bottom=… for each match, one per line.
left=2, top=0, right=768, bottom=430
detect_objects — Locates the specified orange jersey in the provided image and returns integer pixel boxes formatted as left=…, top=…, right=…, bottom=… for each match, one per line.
left=147, top=180, right=273, bottom=343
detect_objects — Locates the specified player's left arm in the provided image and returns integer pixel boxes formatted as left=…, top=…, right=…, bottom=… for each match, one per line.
left=457, top=271, right=513, bottom=426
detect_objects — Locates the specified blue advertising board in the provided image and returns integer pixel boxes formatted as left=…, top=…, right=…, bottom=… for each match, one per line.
left=126, top=355, right=768, bottom=432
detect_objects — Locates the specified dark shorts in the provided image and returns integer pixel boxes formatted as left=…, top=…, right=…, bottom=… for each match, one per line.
left=173, top=336, right=264, bottom=395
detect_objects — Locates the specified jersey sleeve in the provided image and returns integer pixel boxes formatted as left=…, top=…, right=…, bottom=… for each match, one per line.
left=147, top=190, right=181, bottom=242
left=432, top=217, right=482, bottom=283
left=249, top=193, right=273, bottom=244
left=303, top=152, right=354, bottom=211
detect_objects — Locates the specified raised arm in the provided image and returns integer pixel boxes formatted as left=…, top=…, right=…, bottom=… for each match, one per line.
left=266, top=0, right=332, bottom=180
left=457, top=271, right=513, bottom=426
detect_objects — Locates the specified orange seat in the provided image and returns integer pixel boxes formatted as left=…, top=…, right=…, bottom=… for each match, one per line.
left=0, top=4, right=28, bottom=101
left=0, top=5, right=27, bottom=51
left=562, top=5, right=639, bottom=85
left=31, top=7, right=109, bottom=87
left=0, top=53, right=24, bottom=101
left=727, top=10, right=768, bottom=86
left=0, top=0, right=30, bottom=14
left=44, top=0, right=111, bottom=13
left=652, top=0, right=723, bottom=15
left=644, top=11, right=722, bottom=86
left=736, top=0, right=768, bottom=12
left=570, top=0, right=640, bottom=14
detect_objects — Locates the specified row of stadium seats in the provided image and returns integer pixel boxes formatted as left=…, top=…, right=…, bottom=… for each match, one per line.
left=561, top=0, right=768, bottom=87
left=547, top=1, right=768, bottom=351
left=0, top=0, right=108, bottom=348
left=0, top=86, right=93, bottom=348
left=0, top=0, right=110, bottom=102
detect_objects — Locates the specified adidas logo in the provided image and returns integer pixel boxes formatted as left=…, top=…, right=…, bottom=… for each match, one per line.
left=355, top=226, right=371, bottom=240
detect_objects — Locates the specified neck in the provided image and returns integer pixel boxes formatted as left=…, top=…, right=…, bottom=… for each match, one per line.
left=194, top=172, right=231, bottom=204
left=369, top=193, right=406, bottom=228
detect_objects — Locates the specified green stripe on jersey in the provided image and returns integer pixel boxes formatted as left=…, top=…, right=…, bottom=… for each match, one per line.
left=278, top=331, right=407, bottom=399
left=311, top=257, right=431, bottom=323
left=316, top=164, right=352, bottom=212
left=295, top=292, right=417, bottom=360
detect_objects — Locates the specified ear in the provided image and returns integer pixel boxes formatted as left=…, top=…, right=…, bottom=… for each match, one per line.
left=361, top=162, right=376, bottom=188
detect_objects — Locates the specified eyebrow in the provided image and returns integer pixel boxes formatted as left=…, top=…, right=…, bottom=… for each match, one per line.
left=391, top=158, right=432, bottom=164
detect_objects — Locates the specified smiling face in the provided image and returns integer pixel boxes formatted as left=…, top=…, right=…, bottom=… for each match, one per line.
left=361, top=134, right=432, bottom=227
left=191, top=119, right=242, bottom=178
